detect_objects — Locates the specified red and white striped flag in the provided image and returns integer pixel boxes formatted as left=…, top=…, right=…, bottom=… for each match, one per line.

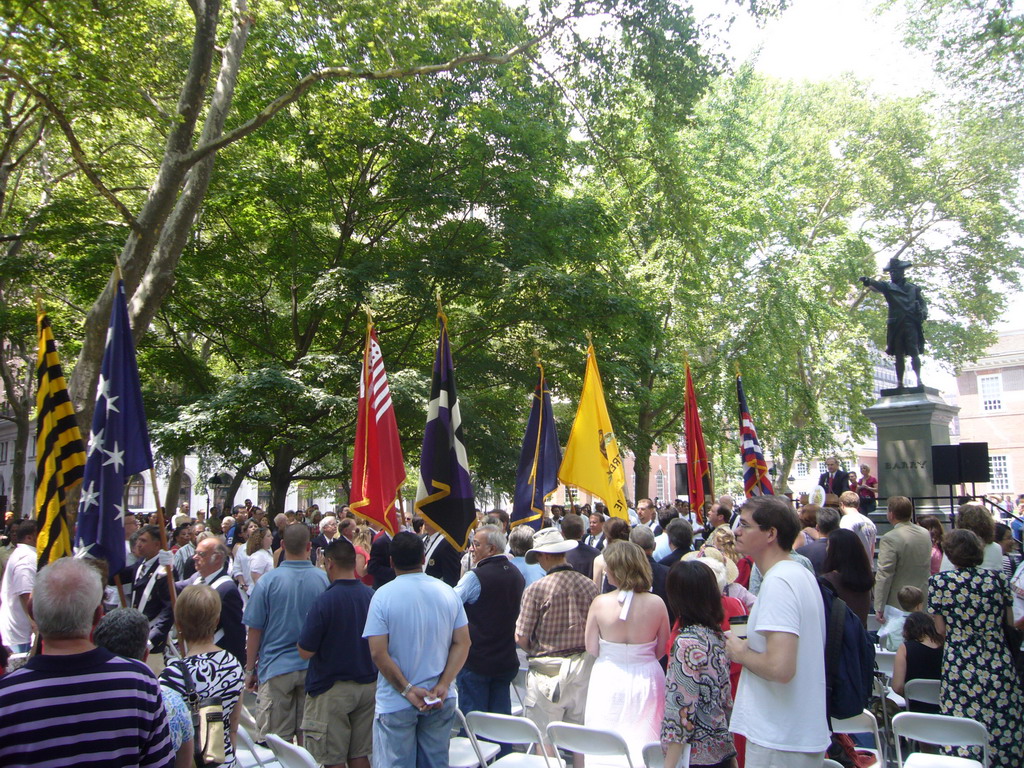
left=350, top=323, right=406, bottom=534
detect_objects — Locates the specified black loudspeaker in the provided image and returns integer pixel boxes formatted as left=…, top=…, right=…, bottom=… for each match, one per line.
left=959, top=442, right=990, bottom=483
left=931, top=445, right=962, bottom=485
left=675, top=462, right=713, bottom=497
left=930, top=443, right=991, bottom=485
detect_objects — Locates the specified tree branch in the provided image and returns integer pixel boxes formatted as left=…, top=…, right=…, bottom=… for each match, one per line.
left=0, top=67, right=138, bottom=229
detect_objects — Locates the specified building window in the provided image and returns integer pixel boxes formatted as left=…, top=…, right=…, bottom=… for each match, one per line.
left=817, top=461, right=828, bottom=476
left=296, top=483, right=311, bottom=512
left=257, top=484, right=271, bottom=509
left=979, top=374, right=1003, bottom=412
left=0, top=442, right=7, bottom=464
left=655, top=470, right=666, bottom=502
left=990, top=455, right=1010, bottom=493
left=127, top=475, right=145, bottom=508
left=796, top=461, right=808, bottom=477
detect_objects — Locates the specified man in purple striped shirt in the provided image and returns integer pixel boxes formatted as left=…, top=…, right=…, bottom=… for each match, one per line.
left=0, top=557, right=173, bottom=768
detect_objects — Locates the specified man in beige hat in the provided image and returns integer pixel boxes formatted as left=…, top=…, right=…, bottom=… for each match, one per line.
left=515, top=528, right=599, bottom=768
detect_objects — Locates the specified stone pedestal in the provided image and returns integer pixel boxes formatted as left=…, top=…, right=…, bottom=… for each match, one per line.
left=863, top=387, right=959, bottom=519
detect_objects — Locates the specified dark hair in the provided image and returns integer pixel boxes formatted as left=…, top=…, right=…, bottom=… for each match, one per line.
left=815, top=506, right=841, bottom=535
left=658, top=507, right=677, bottom=530
left=324, top=537, right=356, bottom=570
left=994, top=522, right=1013, bottom=543
left=138, top=524, right=162, bottom=542
left=603, top=518, right=631, bottom=542
left=823, top=529, right=874, bottom=592
left=943, top=529, right=984, bottom=568
left=665, top=519, right=693, bottom=551
left=94, top=608, right=150, bottom=661
left=798, top=505, right=819, bottom=530
left=666, top=560, right=724, bottom=634
left=412, top=518, right=425, bottom=534
left=903, top=611, right=942, bottom=645
left=918, top=515, right=944, bottom=552
left=888, top=496, right=913, bottom=522
left=14, top=520, right=38, bottom=543
left=744, top=496, right=801, bottom=551
left=283, top=522, right=311, bottom=555
left=560, top=514, right=585, bottom=541
left=391, top=531, right=425, bottom=570
left=172, top=522, right=191, bottom=543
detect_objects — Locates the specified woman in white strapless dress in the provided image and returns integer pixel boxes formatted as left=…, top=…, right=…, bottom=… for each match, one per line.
left=584, top=540, right=670, bottom=767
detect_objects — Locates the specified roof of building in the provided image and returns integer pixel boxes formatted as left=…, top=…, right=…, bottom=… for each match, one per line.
left=961, top=330, right=1024, bottom=372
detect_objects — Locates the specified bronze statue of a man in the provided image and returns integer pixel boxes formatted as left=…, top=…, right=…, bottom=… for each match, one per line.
left=860, top=257, right=927, bottom=389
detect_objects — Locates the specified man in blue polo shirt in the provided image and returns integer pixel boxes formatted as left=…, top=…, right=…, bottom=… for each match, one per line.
left=243, top=523, right=329, bottom=744
left=298, top=538, right=377, bottom=768
left=364, top=531, right=470, bottom=768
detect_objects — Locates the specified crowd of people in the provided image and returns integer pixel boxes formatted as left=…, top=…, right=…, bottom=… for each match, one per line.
left=1, top=480, right=1023, bottom=768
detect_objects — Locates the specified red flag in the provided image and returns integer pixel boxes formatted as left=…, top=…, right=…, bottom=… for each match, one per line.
left=350, top=323, right=406, bottom=535
left=684, top=363, right=711, bottom=524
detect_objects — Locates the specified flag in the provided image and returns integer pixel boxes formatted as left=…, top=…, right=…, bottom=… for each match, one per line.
left=559, top=342, right=628, bottom=520
left=75, top=280, right=154, bottom=575
left=350, top=322, right=406, bottom=535
left=34, top=309, right=87, bottom=568
left=684, top=362, right=711, bottom=524
left=414, top=310, right=475, bottom=550
left=737, top=371, right=774, bottom=497
left=511, top=363, right=562, bottom=530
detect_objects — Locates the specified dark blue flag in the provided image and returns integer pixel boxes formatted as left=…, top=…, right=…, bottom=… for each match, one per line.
left=414, top=311, right=476, bottom=551
left=512, top=364, right=561, bottom=530
left=75, top=280, right=154, bottom=575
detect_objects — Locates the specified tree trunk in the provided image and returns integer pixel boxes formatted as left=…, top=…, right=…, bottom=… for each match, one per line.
left=11, top=410, right=30, bottom=518
left=222, top=463, right=251, bottom=513
left=163, top=454, right=186, bottom=514
left=632, top=409, right=656, bottom=503
left=267, top=445, right=295, bottom=517
left=69, top=0, right=224, bottom=433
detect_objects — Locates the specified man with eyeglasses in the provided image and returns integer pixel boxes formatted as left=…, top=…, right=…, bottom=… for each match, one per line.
left=178, top=537, right=246, bottom=664
left=453, top=525, right=525, bottom=719
left=726, top=496, right=829, bottom=768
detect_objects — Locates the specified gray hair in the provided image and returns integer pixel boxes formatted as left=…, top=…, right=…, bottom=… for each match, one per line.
left=508, top=525, right=535, bottom=557
left=476, top=524, right=506, bottom=552
left=629, top=525, right=656, bottom=553
left=94, top=608, right=150, bottom=660
left=34, top=558, right=103, bottom=639
left=816, top=506, right=842, bottom=535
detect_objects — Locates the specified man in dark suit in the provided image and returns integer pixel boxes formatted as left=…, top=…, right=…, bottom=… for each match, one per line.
left=561, top=513, right=600, bottom=580
left=115, top=525, right=174, bottom=657
left=796, top=506, right=840, bottom=576
left=584, top=512, right=606, bottom=550
left=176, top=537, right=247, bottom=664
left=423, top=523, right=462, bottom=587
left=658, top=519, right=694, bottom=567
left=366, top=528, right=395, bottom=588
left=817, top=456, right=850, bottom=496
left=309, top=515, right=340, bottom=564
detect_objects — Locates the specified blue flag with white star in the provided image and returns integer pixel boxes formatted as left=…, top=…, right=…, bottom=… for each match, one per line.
left=75, top=280, right=153, bottom=574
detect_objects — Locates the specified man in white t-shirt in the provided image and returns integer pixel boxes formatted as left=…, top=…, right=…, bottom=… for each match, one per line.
left=0, top=521, right=38, bottom=654
left=727, top=495, right=830, bottom=768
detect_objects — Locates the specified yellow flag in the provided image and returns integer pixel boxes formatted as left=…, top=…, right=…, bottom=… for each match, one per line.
left=558, top=343, right=629, bottom=520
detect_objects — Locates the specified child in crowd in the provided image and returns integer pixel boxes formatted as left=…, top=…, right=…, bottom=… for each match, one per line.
left=891, top=611, right=943, bottom=713
left=878, top=586, right=924, bottom=651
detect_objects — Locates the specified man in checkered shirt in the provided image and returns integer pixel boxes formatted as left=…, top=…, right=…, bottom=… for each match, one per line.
left=515, top=528, right=599, bottom=768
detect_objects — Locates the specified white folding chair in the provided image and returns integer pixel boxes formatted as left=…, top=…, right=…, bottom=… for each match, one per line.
left=641, top=741, right=689, bottom=768
left=235, top=725, right=281, bottom=768
left=903, top=678, right=941, bottom=708
left=450, top=708, right=501, bottom=768
left=465, top=711, right=562, bottom=767
left=546, top=721, right=634, bottom=768
left=510, top=667, right=528, bottom=717
left=891, top=712, right=989, bottom=768
left=831, top=709, right=884, bottom=767
left=876, top=650, right=896, bottom=679
left=263, top=734, right=318, bottom=768
left=823, top=760, right=845, bottom=768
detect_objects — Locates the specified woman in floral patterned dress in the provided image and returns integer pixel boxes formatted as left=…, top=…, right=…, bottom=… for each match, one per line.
left=928, top=529, right=1024, bottom=768
left=661, top=560, right=736, bottom=768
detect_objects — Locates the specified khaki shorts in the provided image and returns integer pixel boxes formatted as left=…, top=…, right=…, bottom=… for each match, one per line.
left=302, top=679, right=376, bottom=764
left=524, top=653, right=594, bottom=731
left=745, top=742, right=824, bottom=768
left=256, top=670, right=307, bottom=742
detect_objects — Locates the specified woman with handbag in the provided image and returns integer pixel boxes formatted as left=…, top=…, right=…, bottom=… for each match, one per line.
left=160, top=585, right=245, bottom=767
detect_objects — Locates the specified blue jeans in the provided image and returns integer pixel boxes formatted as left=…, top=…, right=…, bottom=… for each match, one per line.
left=456, top=667, right=516, bottom=717
left=372, top=697, right=456, bottom=768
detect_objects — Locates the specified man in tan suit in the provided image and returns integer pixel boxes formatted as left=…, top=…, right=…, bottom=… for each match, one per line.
left=874, top=496, right=933, bottom=623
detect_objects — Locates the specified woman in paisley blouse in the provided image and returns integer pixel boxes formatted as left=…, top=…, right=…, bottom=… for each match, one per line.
left=661, top=560, right=736, bottom=768
left=160, top=585, right=245, bottom=768
left=928, top=529, right=1024, bottom=768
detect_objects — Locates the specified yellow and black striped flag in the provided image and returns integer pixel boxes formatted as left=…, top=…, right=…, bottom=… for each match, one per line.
left=35, top=308, right=86, bottom=567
